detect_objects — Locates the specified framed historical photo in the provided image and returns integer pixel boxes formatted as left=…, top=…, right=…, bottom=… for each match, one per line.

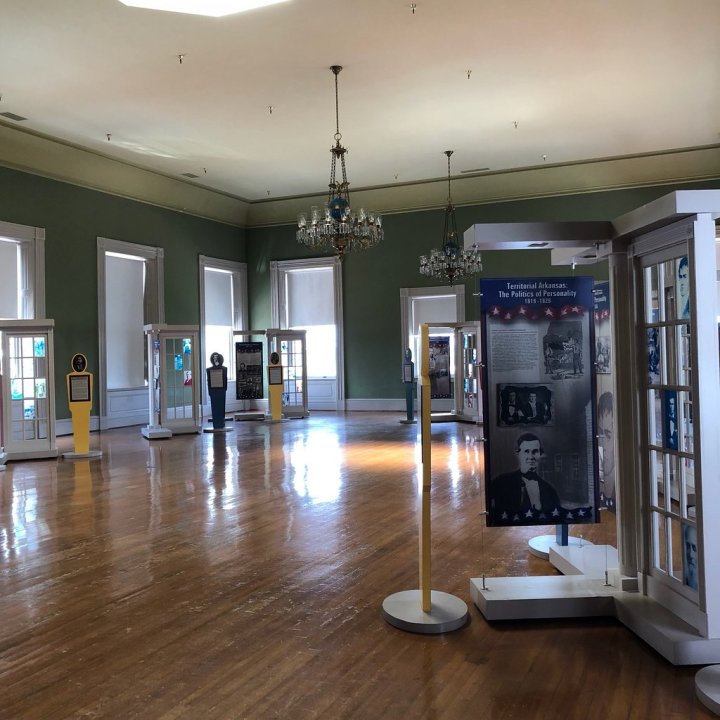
left=268, top=366, right=283, bottom=385
left=69, top=374, right=91, bottom=402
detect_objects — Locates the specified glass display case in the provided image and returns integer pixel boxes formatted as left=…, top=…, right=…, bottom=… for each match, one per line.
left=266, top=328, right=308, bottom=418
left=0, top=319, right=58, bottom=464
left=142, top=324, right=201, bottom=438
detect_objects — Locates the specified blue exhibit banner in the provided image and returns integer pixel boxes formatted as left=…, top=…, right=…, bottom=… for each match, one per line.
left=481, top=276, right=599, bottom=527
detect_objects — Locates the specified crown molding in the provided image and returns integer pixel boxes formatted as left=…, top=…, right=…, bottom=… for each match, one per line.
left=0, top=122, right=249, bottom=227
left=1, top=121, right=718, bottom=230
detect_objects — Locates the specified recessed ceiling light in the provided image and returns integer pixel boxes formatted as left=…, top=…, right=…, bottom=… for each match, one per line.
left=118, top=0, right=289, bottom=17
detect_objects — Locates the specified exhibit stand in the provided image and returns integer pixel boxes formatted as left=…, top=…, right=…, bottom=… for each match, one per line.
left=204, top=352, right=232, bottom=434
left=399, top=348, right=416, bottom=424
left=424, top=322, right=483, bottom=424
left=233, top=330, right=267, bottom=421
left=467, top=191, right=720, bottom=670
left=0, top=319, right=58, bottom=467
left=266, top=329, right=309, bottom=419
left=63, top=353, right=102, bottom=459
left=266, top=351, right=285, bottom=422
left=382, top=324, right=468, bottom=634
left=141, top=324, right=201, bottom=439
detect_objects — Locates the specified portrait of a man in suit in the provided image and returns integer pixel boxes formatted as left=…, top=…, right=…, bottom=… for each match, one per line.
left=489, top=432, right=561, bottom=522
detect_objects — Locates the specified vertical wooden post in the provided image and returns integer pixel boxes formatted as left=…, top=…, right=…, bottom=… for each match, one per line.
left=419, top=324, right=432, bottom=612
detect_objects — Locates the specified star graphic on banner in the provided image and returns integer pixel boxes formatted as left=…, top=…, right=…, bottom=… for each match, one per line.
left=518, top=306, right=528, bottom=316
left=544, top=308, right=555, bottom=318
left=551, top=508, right=560, bottom=517
left=578, top=508, right=586, bottom=517
left=501, top=511, right=508, bottom=519
left=566, top=511, right=574, bottom=520
left=491, top=306, right=501, bottom=316
left=512, top=513, right=520, bottom=521
left=571, top=305, right=581, bottom=314
left=539, top=513, right=546, bottom=520
left=503, top=311, right=514, bottom=321
left=525, top=509, right=534, bottom=518
left=561, top=306, right=569, bottom=316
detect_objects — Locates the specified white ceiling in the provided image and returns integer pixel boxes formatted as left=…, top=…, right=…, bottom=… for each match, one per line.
left=1, top=0, right=719, bottom=206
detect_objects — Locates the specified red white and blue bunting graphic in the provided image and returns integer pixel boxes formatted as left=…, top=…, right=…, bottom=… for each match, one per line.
left=486, top=304, right=586, bottom=323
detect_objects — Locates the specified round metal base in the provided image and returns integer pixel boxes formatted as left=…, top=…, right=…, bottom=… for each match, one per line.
left=528, top=534, right=594, bottom=560
left=696, top=665, right=720, bottom=715
left=399, top=419, right=417, bottom=425
left=203, top=427, right=233, bottom=433
left=382, top=589, right=468, bottom=634
left=62, top=450, right=103, bottom=460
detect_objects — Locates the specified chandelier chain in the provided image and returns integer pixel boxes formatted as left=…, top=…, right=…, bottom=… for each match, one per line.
left=296, top=64, right=383, bottom=258
left=418, top=149, right=482, bottom=285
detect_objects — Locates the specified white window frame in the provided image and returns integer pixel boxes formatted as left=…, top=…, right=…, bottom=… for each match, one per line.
left=198, top=255, right=248, bottom=409
left=270, top=256, right=344, bottom=411
left=97, top=236, right=164, bottom=429
left=0, top=219, right=46, bottom=319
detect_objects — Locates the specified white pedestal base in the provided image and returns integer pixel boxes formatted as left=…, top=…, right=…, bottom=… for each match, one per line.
left=141, top=426, right=172, bottom=439
left=234, top=411, right=265, bottom=421
left=382, top=589, right=468, bottom=634
left=696, top=665, right=720, bottom=715
left=528, top=534, right=593, bottom=560
left=62, top=450, right=103, bottom=460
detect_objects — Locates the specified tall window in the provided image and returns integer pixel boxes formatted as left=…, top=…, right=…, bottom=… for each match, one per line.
left=284, top=266, right=336, bottom=378
left=199, top=256, right=247, bottom=382
left=0, top=220, right=45, bottom=320
left=97, top=237, right=164, bottom=429
left=271, top=257, right=344, bottom=409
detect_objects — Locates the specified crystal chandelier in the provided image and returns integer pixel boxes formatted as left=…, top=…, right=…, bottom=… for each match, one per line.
left=297, top=66, right=383, bottom=258
left=419, top=151, right=482, bottom=285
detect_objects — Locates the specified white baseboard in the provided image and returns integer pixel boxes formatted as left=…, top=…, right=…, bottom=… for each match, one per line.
left=345, top=399, right=405, bottom=412
left=54, top=400, right=404, bottom=434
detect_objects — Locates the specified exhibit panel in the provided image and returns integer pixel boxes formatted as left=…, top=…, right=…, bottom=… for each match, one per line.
left=480, top=277, right=598, bottom=528
left=0, top=319, right=57, bottom=462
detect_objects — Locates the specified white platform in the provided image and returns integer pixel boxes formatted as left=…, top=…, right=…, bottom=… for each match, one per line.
left=234, top=411, right=265, bottom=421
left=141, top=425, right=172, bottom=439
left=470, top=575, right=618, bottom=621
left=470, top=571, right=720, bottom=665
left=696, top=665, right=720, bottom=715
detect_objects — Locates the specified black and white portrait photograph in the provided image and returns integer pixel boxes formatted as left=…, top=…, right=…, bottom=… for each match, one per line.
left=543, top=320, right=583, bottom=379
left=664, top=388, right=678, bottom=450
left=683, top=523, right=698, bottom=591
left=647, top=328, right=660, bottom=385
left=676, top=255, right=690, bottom=320
left=498, top=383, right=553, bottom=426
left=428, top=336, right=451, bottom=399
left=595, top=336, right=611, bottom=374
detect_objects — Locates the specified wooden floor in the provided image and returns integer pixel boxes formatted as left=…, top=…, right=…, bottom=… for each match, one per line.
left=0, top=413, right=712, bottom=719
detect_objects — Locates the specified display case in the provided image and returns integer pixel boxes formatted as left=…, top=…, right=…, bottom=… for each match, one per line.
left=456, top=322, right=483, bottom=424
left=0, top=319, right=58, bottom=464
left=266, top=328, right=308, bottom=418
left=142, top=324, right=201, bottom=438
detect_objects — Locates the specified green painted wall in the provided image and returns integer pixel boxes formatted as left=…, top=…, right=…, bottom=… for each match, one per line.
left=247, top=179, right=720, bottom=400
left=0, top=166, right=246, bottom=417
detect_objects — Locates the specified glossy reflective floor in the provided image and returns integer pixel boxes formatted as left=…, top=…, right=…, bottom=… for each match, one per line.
left=0, top=413, right=711, bottom=719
